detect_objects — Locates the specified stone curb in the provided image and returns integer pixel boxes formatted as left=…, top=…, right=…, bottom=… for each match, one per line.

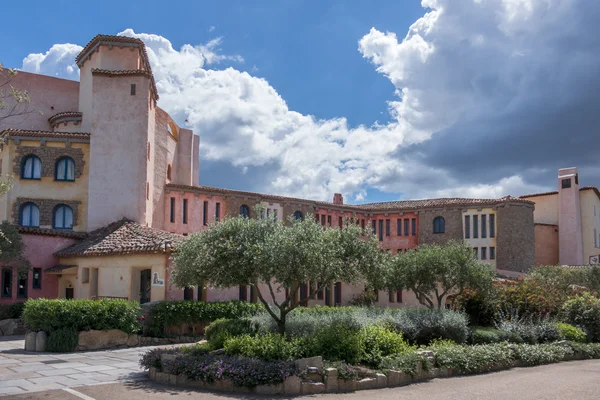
left=147, top=353, right=592, bottom=395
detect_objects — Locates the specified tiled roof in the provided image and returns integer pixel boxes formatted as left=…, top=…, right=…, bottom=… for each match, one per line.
left=76, top=34, right=159, bottom=100
left=166, top=184, right=533, bottom=213
left=17, top=226, right=88, bottom=239
left=91, top=69, right=152, bottom=77
left=48, top=111, right=82, bottom=125
left=55, top=218, right=182, bottom=257
left=1, top=129, right=90, bottom=140
left=46, top=264, right=77, bottom=273
left=520, top=186, right=600, bottom=201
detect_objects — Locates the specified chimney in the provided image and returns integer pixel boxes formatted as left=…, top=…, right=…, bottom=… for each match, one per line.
left=558, top=167, right=583, bottom=265
left=333, top=193, right=344, bottom=205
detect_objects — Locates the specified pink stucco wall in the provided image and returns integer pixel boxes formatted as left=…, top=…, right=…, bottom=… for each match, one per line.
left=558, top=168, right=584, bottom=265
left=0, top=71, right=79, bottom=131
left=0, top=234, right=77, bottom=304
left=163, top=190, right=225, bottom=235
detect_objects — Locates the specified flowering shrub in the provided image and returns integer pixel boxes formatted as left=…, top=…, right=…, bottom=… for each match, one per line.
left=569, top=342, right=600, bottom=358
left=512, top=343, right=572, bottom=366
left=433, top=343, right=514, bottom=373
left=380, top=352, right=430, bottom=376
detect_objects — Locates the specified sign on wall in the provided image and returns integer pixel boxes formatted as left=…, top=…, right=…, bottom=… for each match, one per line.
left=590, top=255, right=599, bottom=265
left=151, top=272, right=165, bottom=286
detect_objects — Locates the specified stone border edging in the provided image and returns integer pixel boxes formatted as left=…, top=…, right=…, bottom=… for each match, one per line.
left=146, top=352, right=591, bottom=395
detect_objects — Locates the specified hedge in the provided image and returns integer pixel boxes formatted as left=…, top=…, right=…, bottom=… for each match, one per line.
left=0, top=302, right=25, bottom=320
left=22, top=299, right=142, bottom=334
left=147, top=301, right=263, bottom=337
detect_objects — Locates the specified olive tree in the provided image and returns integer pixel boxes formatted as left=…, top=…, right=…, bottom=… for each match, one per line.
left=171, top=209, right=388, bottom=333
left=0, top=221, right=30, bottom=277
left=388, top=241, right=495, bottom=309
left=0, top=63, right=31, bottom=125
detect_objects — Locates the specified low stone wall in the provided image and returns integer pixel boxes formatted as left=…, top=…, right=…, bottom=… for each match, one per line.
left=147, top=353, right=590, bottom=395
left=24, top=329, right=201, bottom=352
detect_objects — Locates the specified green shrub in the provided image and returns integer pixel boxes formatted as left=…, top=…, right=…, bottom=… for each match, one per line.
left=23, top=299, right=142, bottom=334
left=562, top=293, right=600, bottom=342
left=433, top=343, right=513, bottom=373
left=497, top=316, right=562, bottom=344
left=325, top=361, right=360, bottom=380
left=556, top=323, right=586, bottom=343
left=360, top=324, right=411, bottom=367
left=205, top=318, right=256, bottom=349
left=46, top=328, right=79, bottom=352
left=148, top=301, right=263, bottom=337
left=512, top=343, right=571, bottom=366
left=0, top=302, right=25, bottom=320
left=390, top=308, right=470, bottom=345
left=470, top=327, right=523, bottom=344
left=311, top=319, right=364, bottom=364
left=224, top=333, right=303, bottom=361
left=569, top=342, right=600, bottom=358
left=380, top=352, right=430, bottom=376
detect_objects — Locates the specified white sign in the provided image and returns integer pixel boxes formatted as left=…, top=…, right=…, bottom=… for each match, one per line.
left=151, top=272, right=165, bottom=286
left=590, top=255, right=599, bottom=265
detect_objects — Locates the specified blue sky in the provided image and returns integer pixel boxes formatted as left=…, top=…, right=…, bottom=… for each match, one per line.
left=2, top=0, right=599, bottom=203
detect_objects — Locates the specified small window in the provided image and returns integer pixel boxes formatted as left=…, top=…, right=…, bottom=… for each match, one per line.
left=1, top=268, right=12, bottom=298
left=167, top=164, right=172, bottom=181
left=300, top=282, right=308, bottom=301
left=55, top=157, right=75, bottom=181
left=433, top=216, right=445, bottom=234
left=473, top=247, right=479, bottom=259
left=396, top=289, right=403, bottom=303
left=317, top=282, right=324, bottom=300
left=473, top=215, right=479, bottom=239
left=465, top=215, right=471, bottom=239
left=239, top=285, right=247, bottom=302
left=339, top=216, right=343, bottom=229
left=397, top=219, right=402, bottom=236
left=404, top=219, right=410, bottom=236
left=372, top=220, right=376, bottom=236
left=321, top=215, right=326, bottom=226
left=183, top=199, right=188, bottom=224
left=293, top=210, right=303, bottom=221
left=361, top=219, right=365, bottom=229
left=81, top=267, right=90, bottom=284
left=386, top=219, right=390, bottom=236
left=378, top=220, right=383, bottom=241
left=481, top=247, right=487, bottom=260
left=490, top=214, right=495, bottom=238
left=32, top=268, right=42, bottom=289
left=327, top=215, right=332, bottom=227
left=481, top=215, right=487, bottom=239
left=240, top=204, right=250, bottom=218
left=412, top=218, right=417, bottom=236
left=389, top=290, right=395, bottom=303
left=21, top=155, right=41, bottom=179
left=562, top=178, right=571, bottom=189
left=215, top=202, right=221, bottom=221
left=575, top=174, right=579, bottom=185
left=53, top=204, right=73, bottom=229
left=17, top=277, right=27, bottom=298
left=170, top=197, right=175, bottom=223
left=130, top=84, right=136, bottom=95
left=203, top=201, right=208, bottom=225
left=20, top=202, right=40, bottom=227
left=490, top=247, right=496, bottom=260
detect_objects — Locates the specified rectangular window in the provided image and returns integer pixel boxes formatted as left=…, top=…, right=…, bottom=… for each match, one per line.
left=481, top=215, right=487, bottom=239
left=334, top=282, right=342, bottom=306
left=412, top=218, right=417, bottom=236
left=473, top=247, right=479, bottom=259
left=327, top=215, right=331, bottom=227
left=321, top=215, right=326, bottom=226
left=379, top=220, right=384, bottom=241
left=130, top=84, right=136, bottom=95
left=372, top=220, right=376, bottom=236
left=203, top=201, right=208, bottom=225
left=197, top=280, right=205, bottom=301
left=300, top=283, right=308, bottom=301
left=562, top=178, right=571, bottom=189
left=325, top=285, right=331, bottom=306
left=397, top=289, right=403, bottom=303
left=397, top=219, right=402, bottom=236
left=490, top=247, right=496, bottom=260
left=274, top=209, right=278, bottom=220
left=2, top=268, right=12, bottom=298
left=386, top=219, right=390, bottom=236
left=17, top=277, right=27, bottom=298
left=490, top=214, right=495, bottom=238
left=32, top=268, right=42, bottom=289
left=315, top=214, right=320, bottom=223
left=317, top=282, right=324, bottom=300
left=481, top=247, right=487, bottom=260
left=81, top=267, right=90, bottom=284
left=465, top=215, right=470, bottom=239
left=339, top=216, right=343, bottom=229
left=169, top=197, right=175, bottom=223
left=267, top=208, right=271, bottom=218
left=404, top=219, right=409, bottom=236
left=183, top=199, right=188, bottom=224
left=215, top=202, right=221, bottom=221
left=374, top=289, right=379, bottom=303
left=361, top=219, right=365, bottom=229
left=388, top=290, right=395, bottom=303
left=473, top=215, right=479, bottom=239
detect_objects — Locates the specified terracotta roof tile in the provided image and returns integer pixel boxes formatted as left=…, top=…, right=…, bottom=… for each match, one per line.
left=1, top=129, right=90, bottom=140
left=166, top=184, right=533, bottom=213
left=46, top=264, right=77, bottom=273
left=76, top=34, right=159, bottom=100
left=520, top=186, right=600, bottom=201
left=48, top=111, right=83, bottom=125
left=55, top=218, right=182, bottom=257
left=17, top=226, right=88, bottom=239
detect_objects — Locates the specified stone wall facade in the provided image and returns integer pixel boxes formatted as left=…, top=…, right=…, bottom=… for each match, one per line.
left=418, top=208, right=463, bottom=245
left=12, top=146, right=85, bottom=179
left=12, top=197, right=81, bottom=227
left=496, top=203, right=535, bottom=272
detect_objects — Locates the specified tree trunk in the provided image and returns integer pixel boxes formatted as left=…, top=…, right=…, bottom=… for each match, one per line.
left=277, top=312, right=286, bottom=335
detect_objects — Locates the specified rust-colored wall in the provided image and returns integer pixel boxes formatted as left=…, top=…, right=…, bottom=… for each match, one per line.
left=534, top=224, right=559, bottom=266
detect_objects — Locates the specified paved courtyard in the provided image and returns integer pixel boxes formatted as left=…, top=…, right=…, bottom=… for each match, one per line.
left=0, top=335, right=180, bottom=396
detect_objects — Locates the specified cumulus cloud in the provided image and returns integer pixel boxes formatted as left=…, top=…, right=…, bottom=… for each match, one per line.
left=22, top=43, right=82, bottom=80
left=17, top=0, right=600, bottom=203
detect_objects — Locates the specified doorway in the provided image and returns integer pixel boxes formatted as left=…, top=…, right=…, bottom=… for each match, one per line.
left=65, top=288, right=74, bottom=299
left=140, top=269, right=152, bottom=304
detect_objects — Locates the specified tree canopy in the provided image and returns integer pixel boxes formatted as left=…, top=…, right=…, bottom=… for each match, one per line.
left=0, top=63, right=31, bottom=125
left=388, top=241, right=496, bottom=309
left=171, top=208, right=388, bottom=333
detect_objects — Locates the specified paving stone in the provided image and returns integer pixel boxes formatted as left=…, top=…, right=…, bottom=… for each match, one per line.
left=0, top=386, right=26, bottom=395
left=0, top=379, right=32, bottom=388
left=38, top=368, right=81, bottom=377
left=10, top=363, right=44, bottom=372
left=74, top=365, right=117, bottom=372
left=0, top=371, right=41, bottom=381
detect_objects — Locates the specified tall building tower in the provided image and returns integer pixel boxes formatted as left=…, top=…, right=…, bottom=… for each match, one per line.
left=558, top=167, right=584, bottom=265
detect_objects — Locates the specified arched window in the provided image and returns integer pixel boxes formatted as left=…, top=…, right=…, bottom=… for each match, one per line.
left=167, top=164, right=172, bottom=180
left=20, top=203, right=40, bottom=227
left=55, top=157, right=75, bottom=181
left=433, top=216, right=445, bottom=234
left=21, top=155, right=41, bottom=179
left=53, top=205, right=73, bottom=230
left=293, top=210, right=304, bottom=221
left=240, top=204, right=250, bottom=218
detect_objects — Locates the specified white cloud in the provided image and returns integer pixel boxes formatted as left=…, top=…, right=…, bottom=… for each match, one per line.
left=21, top=43, right=82, bottom=79
left=19, top=0, right=599, bottom=203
